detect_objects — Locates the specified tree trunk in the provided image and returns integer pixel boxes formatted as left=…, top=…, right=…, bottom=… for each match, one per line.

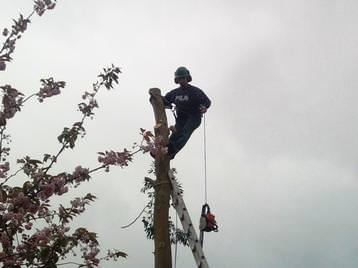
left=149, top=88, right=172, bottom=268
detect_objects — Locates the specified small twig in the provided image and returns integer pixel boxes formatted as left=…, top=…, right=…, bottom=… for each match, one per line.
left=0, top=167, right=24, bottom=186
left=21, top=93, right=38, bottom=104
left=42, top=76, right=108, bottom=175
left=57, top=261, right=86, bottom=267
left=42, top=143, right=66, bottom=174
left=121, top=204, right=150, bottom=229
left=144, top=177, right=155, bottom=186
left=0, top=126, right=6, bottom=162
left=0, top=10, right=36, bottom=55
left=43, top=116, right=86, bottom=175
left=88, top=165, right=106, bottom=174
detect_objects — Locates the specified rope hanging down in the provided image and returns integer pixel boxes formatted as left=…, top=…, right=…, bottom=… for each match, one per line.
left=203, top=114, right=208, bottom=204
left=200, top=114, right=219, bottom=247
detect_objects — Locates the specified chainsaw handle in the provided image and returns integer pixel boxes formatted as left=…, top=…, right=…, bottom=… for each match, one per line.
left=201, top=203, right=211, bottom=216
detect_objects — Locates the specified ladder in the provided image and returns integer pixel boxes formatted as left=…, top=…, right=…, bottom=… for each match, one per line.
left=169, top=169, right=209, bottom=268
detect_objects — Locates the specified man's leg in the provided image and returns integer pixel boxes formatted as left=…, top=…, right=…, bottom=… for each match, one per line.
left=168, top=115, right=201, bottom=158
left=167, top=116, right=185, bottom=157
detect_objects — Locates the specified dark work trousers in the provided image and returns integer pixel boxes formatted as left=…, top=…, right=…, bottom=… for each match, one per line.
left=168, top=113, right=202, bottom=158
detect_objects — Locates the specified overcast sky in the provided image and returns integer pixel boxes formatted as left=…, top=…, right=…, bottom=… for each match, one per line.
left=2, top=1, right=358, bottom=267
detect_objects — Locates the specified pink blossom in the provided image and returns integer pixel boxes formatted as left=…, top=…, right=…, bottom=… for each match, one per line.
left=58, top=185, right=68, bottom=195
left=6, top=38, right=16, bottom=52
left=37, top=78, right=65, bottom=102
left=71, top=198, right=82, bottom=208
left=78, top=100, right=98, bottom=117
left=37, top=203, right=50, bottom=218
left=24, top=222, right=33, bottom=230
left=72, top=166, right=90, bottom=184
left=84, top=247, right=100, bottom=266
left=34, top=0, right=46, bottom=16
left=98, top=150, right=132, bottom=167
left=2, top=212, right=15, bottom=222
left=70, top=197, right=88, bottom=213
left=47, top=2, right=56, bottom=9
left=13, top=14, right=29, bottom=33
left=139, top=129, right=168, bottom=156
left=56, top=226, right=70, bottom=239
left=2, top=28, right=9, bottom=36
left=38, top=85, right=60, bottom=100
left=43, top=0, right=56, bottom=9
left=16, top=243, right=27, bottom=253
left=37, top=183, right=55, bottom=200
left=58, top=206, right=65, bottom=216
left=82, top=91, right=95, bottom=100
left=31, top=227, right=52, bottom=246
left=52, top=176, right=68, bottom=195
left=0, top=232, right=11, bottom=249
left=2, top=212, right=25, bottom=226
left=140, top=135, right=167, bottom=156
left=28, top=202, right=39, bottom=214
left=0, top=162, right=9, bottom=178
left=0, top=85, right=23, bottom=120
left=12, top=192, right=30, bottom=209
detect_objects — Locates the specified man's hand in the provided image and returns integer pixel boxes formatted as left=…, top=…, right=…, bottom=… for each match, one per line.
left=162, top=96, right=172, bottom=109
left=200, top=105, right=208, bottom=114
left=164, top=104, right=173, bottom=109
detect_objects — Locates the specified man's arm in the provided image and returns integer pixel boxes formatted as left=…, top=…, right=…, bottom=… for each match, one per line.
left=163, top=91, right=174, bottom=109
left=197, top=88, right=211, bottom=112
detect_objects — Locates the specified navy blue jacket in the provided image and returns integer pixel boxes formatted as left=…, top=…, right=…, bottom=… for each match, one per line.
left=164, top=85, right=211, bottom=117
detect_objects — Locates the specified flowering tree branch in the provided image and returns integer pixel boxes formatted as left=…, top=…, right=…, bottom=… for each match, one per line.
left=0, top=0, right=57, bottom=72
left=0, top=2, right=132, bottom=267
left=0, top=1, right=171, bottom=266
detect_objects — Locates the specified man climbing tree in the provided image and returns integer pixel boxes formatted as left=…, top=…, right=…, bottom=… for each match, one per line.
left=163, top=66, right=211, bottom=159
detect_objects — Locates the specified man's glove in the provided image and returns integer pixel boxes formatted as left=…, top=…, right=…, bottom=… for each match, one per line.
left=200, top=104, right=208, bottom=113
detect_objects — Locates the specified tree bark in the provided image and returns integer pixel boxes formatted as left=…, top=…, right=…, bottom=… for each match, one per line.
left=149, top=88, right=172, bottom=268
